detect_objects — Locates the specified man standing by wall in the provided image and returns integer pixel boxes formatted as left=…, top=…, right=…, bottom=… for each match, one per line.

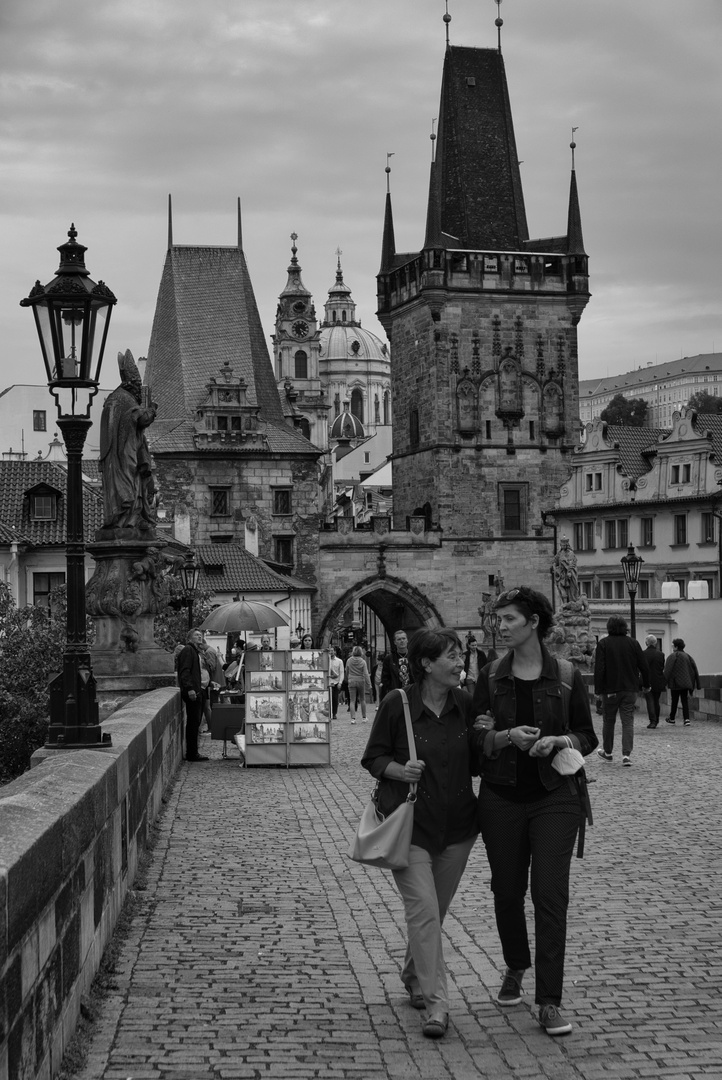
left=177, top=628, right=208, bottom=762
left=380, top=629, right=411, bottom=701
left=594, top=616, right=650, bottom=767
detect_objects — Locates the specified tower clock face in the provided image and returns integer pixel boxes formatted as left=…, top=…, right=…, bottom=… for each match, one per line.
left=292, top=320, right=309, bottom=338
left=292, top=301, right=306, bottom=314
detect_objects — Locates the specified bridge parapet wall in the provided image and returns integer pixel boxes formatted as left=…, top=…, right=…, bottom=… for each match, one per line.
left=0, top=687, right=182, bottom=1080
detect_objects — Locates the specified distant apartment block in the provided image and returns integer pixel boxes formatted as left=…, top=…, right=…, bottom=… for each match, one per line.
left=579, top=353, right=722, bottom=427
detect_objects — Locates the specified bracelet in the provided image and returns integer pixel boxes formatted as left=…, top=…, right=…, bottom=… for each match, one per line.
left=505, top=728, right=514, bottom=747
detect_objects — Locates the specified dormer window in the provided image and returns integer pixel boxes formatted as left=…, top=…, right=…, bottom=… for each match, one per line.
left=32, top=494, right=57, bottom=520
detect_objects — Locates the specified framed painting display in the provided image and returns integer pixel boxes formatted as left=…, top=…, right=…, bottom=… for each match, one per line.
left=242, top=651, right=331, bottom=767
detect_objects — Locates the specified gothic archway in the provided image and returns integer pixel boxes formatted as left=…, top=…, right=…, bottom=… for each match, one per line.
left=317, top=574, right=444, bottom=647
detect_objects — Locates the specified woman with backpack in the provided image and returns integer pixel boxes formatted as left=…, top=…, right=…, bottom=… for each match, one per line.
left=471, top=586, right=598, bottom=1038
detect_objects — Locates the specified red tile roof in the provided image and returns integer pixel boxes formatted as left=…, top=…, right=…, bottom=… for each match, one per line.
left=0, top=460, right=103, bottom=547
left=196, top=543, right=313, bottom=595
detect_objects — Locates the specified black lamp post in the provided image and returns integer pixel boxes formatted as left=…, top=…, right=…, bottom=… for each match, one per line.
left=20, top=224, right=116, bottom=748
left=180, top=556, right=200, bottom=631
left=621, top=543, right=644, bottom=639
left=296, top=622, right=305, bottom=640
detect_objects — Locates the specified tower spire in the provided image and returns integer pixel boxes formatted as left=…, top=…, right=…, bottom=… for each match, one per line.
left=443, top=1, right=451, bottom=50
left=380, top=156, right=396, bottom=272
left=566, top=129, right=586, bottom=255
left=167, top=193, right=173, bottom=249
left=237, top=196, right=243, bottom=248
left=495, top=0, right=503, bottom=54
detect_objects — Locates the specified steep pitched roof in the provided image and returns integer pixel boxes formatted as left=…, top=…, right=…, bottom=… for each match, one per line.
left=0, top=460, right=103, bottom=547
left=196, top=543, right=312, bottom=595
left=145, top=245, right=285, bottom=425
left=604, top=425, right=670, bottom=478
left=147, top=418, right=319, bottom=456
left=432, top=46, right=528, bottom=251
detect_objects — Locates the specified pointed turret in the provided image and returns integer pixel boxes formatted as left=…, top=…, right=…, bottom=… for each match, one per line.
left=423, top=128, right=443, bottom=249
left=566, top=142, right=586, bottom=255
left=379, top=163, right=397, bottom=273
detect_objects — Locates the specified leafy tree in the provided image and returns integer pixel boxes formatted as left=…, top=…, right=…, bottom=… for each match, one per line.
left=153, top=585, right=216, bottom=654
left=686, top=390, right=722, bottom=414
left=0, top=583, right=70, bottom=783
left=599, top=393, right=650, bottom=427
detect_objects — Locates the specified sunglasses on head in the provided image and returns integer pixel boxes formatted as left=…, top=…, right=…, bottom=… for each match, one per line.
left=496, top=588, right=521, bottom=603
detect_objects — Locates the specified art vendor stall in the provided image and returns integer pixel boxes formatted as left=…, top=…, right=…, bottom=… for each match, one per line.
left=212, top=648, right=331, bottom=767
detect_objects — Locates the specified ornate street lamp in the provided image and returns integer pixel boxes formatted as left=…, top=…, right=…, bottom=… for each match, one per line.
left=180, top=556, right=200, bottom=631
left=621, top=543, right=644, bottom=639
left=20, top=224, right=116, bottom=748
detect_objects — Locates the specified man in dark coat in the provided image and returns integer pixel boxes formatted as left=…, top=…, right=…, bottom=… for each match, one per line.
left=643, top=635, right=666, bottom=728
left=177, top=628, right=207, bottom=762
left=594, top=615, right=650, bottom=767
left=379, top=629, right=411, bottom=701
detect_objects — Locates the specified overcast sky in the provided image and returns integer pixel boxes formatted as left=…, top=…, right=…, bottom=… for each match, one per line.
left=1, top=0, right=720, bottom=395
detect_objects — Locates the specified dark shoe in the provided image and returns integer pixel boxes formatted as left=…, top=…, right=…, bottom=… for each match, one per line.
left=187, top=754, right=209, bottom=762
left=666, top=718, right=676, bottom=724
left=422, top=1013, right=448, bottom=1039
left=596, top=749, right=612, bottom=761
left=404, top=983, right=425, bottom=1010
left=683, top=720, right=691, bottom=726
left=539, top=1004, right=572, bottom=1036
left=622, top=755, right=632, bottom=767
left=496, top=968, right=524, bottom=1005
left=646, top=723, right=658, bottom=729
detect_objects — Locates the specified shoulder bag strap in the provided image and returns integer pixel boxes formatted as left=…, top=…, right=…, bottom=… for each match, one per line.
left=398, top=689, right=418, bottom=799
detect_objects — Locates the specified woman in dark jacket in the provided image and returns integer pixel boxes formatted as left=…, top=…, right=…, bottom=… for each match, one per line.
left=664, top=638, right=700, bottom=726
left=643, top=635, right=667, bottom=728
left=471, top=587, right=597, bottom=1038
left=362, top=628, right=478, bottom=1039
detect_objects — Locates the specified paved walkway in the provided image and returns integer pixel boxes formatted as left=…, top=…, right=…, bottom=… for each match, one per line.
left=77, top=704, right=722, bottom=1080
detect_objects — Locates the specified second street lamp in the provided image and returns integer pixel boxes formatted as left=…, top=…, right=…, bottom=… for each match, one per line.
left=621, top=543, right=644, bottom=640
left=181, top=557, right=200, bottom=631
left=20, top=224, right=116, bottom=749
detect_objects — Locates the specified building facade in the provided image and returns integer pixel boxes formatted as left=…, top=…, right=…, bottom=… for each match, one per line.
left=553, top=412, right=722, bottom=601
left=579, top=353, right=722, bottom=427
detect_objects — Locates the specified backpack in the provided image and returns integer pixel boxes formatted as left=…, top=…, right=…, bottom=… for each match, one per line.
left=486, top=655, right=592, bottom=858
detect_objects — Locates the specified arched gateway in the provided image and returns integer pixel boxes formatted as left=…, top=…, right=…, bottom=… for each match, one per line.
left=317, top=574, right=443, bottom=647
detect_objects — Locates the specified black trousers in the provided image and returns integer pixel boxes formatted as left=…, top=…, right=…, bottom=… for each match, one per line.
left=669, top=687, right=690, bottom=721
left=478, top=783, right=579, bottom=1006
left=645, top=689, right=661, bottom=725
left=330, top=684, right=340, bottom=718
left=182, top=693, right=203, bottom=758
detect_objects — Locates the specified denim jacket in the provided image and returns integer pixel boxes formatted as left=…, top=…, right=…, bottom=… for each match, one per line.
left=470, top=646, right=598, bottom=789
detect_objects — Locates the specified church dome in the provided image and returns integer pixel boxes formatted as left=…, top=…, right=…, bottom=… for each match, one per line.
left=320, top=323, right=389, bottom=364
left=329, top=407, right=366, bottom=441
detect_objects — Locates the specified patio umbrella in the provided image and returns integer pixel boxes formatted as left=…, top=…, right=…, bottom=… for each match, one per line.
left=199, top=598, right=289, bottom=635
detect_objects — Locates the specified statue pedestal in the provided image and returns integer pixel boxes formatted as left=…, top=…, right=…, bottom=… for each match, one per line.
left=547, top=598, right=595, bottom=670
left=86, top=539, right=174, bottom=682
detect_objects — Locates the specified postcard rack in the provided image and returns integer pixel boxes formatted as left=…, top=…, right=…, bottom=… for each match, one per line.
left=243, top=649, right=331, bottom=767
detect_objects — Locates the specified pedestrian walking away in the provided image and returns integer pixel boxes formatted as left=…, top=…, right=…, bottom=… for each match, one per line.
left=643, top=635, right=666, bottom=728
left=346, top=645, right=371, bottom=722
left=327, top=646, right=344, bottom=720
left=594, top=615, right=650, bottom=766
left=471, top=586, right=598, bottom=1037
left=664, top=639, right=700, bottom=726
left=362, top=628, right=478, bottom=1039
left=462, top=633, right=487, bottom=700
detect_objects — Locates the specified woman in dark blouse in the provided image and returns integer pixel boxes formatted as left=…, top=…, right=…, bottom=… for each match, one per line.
left=361, top=628, right=478, bottom=1039
left=472, top=586, right=598, bottom=1038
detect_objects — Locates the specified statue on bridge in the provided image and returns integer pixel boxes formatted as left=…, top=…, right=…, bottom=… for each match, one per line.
left=552, top=536, right=580, bottom=605
left=99, top=350, right=157, bottom=535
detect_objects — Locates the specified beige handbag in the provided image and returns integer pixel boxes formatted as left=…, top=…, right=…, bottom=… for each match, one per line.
left=349, top=690, right=417, bottom=870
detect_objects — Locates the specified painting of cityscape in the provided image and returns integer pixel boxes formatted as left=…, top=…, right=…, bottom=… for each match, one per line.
left=290, top=650, right=324, bottom=671
left=246, top=693, right=285, bottom=721
left=248, top=723, right=285, bottom=744
left=249, top=670, right=285, bottom=692
left=287, top=690, right=330, bottom=725
left=292, top=722, right=329, bottom=744
left=289, top=669, right=326, bottom=692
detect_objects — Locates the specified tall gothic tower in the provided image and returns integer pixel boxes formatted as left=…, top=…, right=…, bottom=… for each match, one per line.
left=377, top=37, right=589, bottom=585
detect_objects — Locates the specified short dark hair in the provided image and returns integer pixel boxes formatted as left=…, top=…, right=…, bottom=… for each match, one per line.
left=494, top=587, right=554, bottom=640
left=407, top=628, right=462, bottom=684
left=672, top=638, right=685, bottom=650
left=606, top=615, right=628, bottom=636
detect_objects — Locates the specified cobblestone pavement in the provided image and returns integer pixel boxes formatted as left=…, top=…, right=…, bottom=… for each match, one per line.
left=77, top=703, right=722, bottom=1080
